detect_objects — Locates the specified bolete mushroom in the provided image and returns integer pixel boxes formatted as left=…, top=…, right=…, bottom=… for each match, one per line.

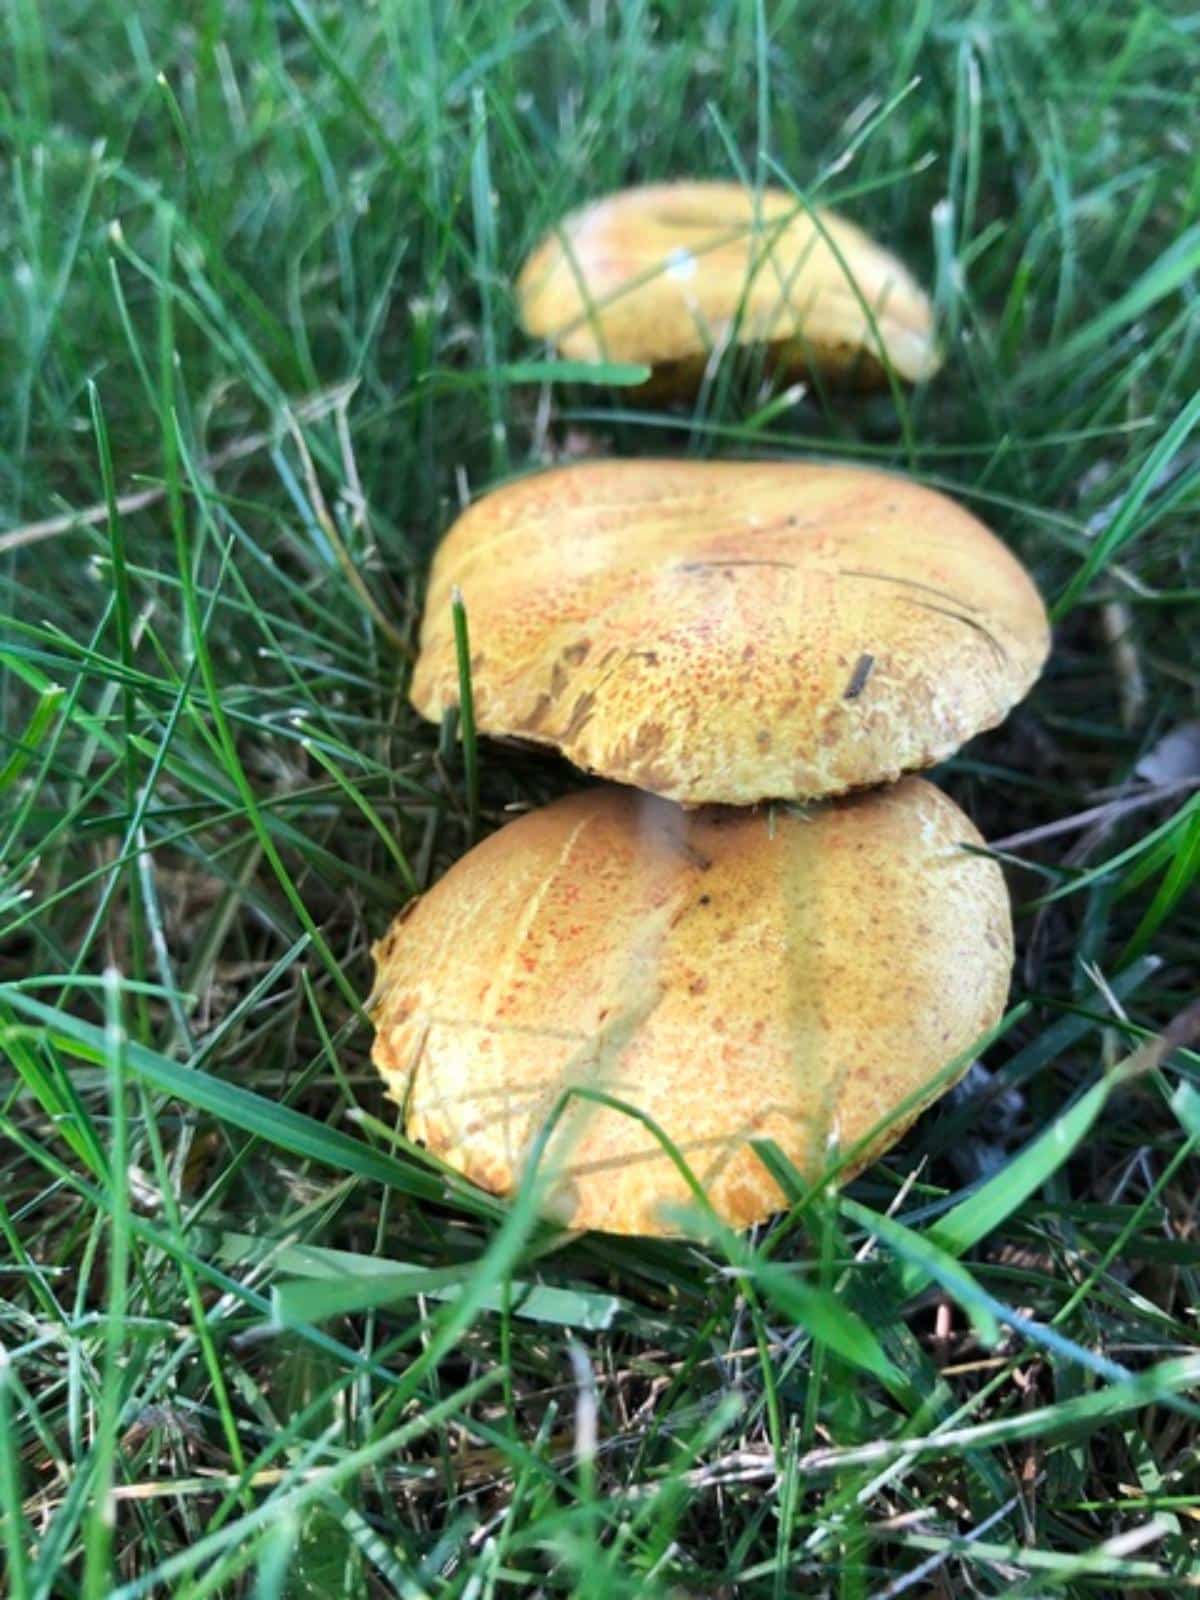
left=410, top=459, right=1051, bottom=806
left=517, top=181, right=940, bottom=390
left=369, top=779, right=1011, bottom=1237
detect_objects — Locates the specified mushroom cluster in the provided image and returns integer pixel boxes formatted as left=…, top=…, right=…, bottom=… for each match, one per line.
left=369, top=184, right=1051, bottom=1237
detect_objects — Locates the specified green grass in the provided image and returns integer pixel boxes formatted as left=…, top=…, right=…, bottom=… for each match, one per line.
left=2, top=1, right=1199, bottom=1594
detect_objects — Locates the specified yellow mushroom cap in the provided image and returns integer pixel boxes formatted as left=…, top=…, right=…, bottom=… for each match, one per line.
left=410, top=460, right=1051, bottom=807
left=369, top=779, right=1012, bottom=1237
left=516, top=180, right=940, bottom=386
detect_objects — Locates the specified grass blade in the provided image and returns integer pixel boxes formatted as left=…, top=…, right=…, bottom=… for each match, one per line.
left=450, top=585, right=480, bottom=843
left=0, top=986, right=462, bottom=1207
left=1053, top=389, right=1200, bottom=616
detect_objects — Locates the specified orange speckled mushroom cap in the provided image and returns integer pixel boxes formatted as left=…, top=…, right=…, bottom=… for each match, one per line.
left=516, top=181, right=940, bottom=386
left=410, top=460, right=1050, bottom=807
left=369, top=780, right=1012, bottom=1237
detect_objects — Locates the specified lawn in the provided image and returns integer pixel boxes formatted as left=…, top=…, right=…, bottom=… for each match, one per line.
left=2, top=1, right=1200, bottom=1595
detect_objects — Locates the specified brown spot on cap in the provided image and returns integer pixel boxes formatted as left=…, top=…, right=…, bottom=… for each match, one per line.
left=843, top=652, right=875, bottom=700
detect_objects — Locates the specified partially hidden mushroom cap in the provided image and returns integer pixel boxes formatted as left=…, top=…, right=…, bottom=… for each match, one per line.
left=370, top=780, right=1012, bottom=1237
left=517, top=181, right=940, bottom=386
left=410, top=460, right=1051, bottom=807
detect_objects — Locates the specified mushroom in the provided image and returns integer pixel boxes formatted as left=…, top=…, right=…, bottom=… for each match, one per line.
left=369, top=779, right=1012, bottom=1237
left=410, top=459, right=1051, bottom=806
left=516, top=181, right=940, bottom=390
